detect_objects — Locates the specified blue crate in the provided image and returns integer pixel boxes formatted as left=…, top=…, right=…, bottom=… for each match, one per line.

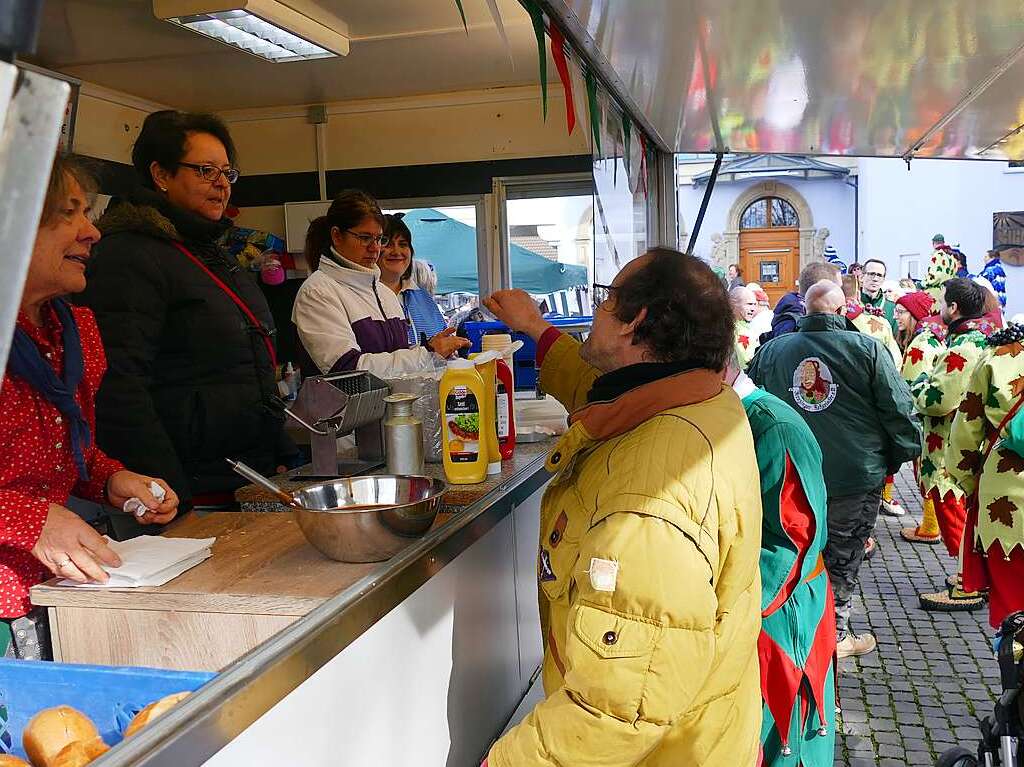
left=0, top=658, right=214, bottom=758
left=464, top=316, right=592, bottom=391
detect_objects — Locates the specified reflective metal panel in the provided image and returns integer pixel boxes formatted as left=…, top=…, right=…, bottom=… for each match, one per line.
left=548, top=0, right=1024, bottom=159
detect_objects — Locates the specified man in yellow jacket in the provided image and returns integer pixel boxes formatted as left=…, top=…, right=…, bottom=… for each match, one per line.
left=482, top=248, right=763, bottom=767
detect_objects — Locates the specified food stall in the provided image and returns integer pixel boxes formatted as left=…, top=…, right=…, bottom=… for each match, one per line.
left=2, top=1, right=1024, bottom=766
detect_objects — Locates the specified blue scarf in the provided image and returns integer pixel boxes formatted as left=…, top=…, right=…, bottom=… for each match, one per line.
left=7, top=299, right=91, bottom=480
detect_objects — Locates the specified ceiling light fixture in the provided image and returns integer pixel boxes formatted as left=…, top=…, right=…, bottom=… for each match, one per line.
left=152, top=1, right=349, bottom=62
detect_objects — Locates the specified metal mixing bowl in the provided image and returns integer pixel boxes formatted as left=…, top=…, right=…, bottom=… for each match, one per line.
left=291, top=475, right=447, bottom=563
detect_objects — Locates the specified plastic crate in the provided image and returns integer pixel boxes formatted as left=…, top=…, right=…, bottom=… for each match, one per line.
left=464, top=316, right=592, bottom=391
left=0, top=658, right=214, bottom=758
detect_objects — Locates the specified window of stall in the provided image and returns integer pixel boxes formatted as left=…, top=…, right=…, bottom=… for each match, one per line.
left=492, top=174, right=594, bottom=317
left=378, top=195, right=486, bottom=326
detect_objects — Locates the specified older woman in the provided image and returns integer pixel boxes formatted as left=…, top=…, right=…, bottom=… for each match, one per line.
left=1, top=156, right=177, bottom=656
left=293, top=190, right=468, bottom=378
left=78, top=111, right=296, bottom=510
left=378, top=213, right=446, bottom=345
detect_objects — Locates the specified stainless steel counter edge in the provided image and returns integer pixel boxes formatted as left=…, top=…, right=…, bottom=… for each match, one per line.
left=90, top=450, right=553, bottom=767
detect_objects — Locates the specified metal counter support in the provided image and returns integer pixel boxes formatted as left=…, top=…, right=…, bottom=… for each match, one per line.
left=92, top=454, right=552, bottom=767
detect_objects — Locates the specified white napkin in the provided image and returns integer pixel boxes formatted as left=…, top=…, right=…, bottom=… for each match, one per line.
left=59, top=535, right=215, bottom=588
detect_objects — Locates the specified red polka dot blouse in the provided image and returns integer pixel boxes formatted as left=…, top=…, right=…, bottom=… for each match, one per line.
left=0, top=303, right=124, bottom=618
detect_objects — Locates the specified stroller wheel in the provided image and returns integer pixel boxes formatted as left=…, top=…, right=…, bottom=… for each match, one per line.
left=936, top=746, right=978, bottom=767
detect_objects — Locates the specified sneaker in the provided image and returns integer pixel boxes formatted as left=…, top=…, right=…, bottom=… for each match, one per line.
left=880, top=499, right=906, bottom=517
left=836, top=632, right=877, bottom=658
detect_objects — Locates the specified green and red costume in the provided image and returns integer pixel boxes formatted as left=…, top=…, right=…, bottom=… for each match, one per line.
left=738, top=379, right=836, bottom=767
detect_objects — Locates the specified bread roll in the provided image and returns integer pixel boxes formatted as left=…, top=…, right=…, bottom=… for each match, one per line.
left=0, top=755, right=32, bottom=767
left=124, top=692, right=190, bottom=738
left=53, top=740, right=108, bottom=767
left=22, top=707, right=100, bottom=767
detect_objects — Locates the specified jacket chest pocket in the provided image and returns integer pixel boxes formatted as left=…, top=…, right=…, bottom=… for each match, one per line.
left=539, top=487, right=585, bottom=602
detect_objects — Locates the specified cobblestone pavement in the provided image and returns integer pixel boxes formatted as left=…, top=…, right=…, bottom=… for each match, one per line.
left=834, top=467, right=999, bottom=766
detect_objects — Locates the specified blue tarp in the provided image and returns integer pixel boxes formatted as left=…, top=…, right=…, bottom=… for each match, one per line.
left=402, top=208, right=588, bottom=294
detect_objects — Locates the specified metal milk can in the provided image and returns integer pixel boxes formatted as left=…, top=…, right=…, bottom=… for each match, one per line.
left=383, top=393, right=424, bottom=475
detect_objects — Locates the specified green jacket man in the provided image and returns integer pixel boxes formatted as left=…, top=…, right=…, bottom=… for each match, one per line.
left=748, top=281, right=920, bottom=656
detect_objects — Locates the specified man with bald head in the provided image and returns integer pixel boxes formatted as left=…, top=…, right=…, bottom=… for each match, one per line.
left=749, top=278, right=920, bottom=659
left=730, top=285, right=760, bottom=368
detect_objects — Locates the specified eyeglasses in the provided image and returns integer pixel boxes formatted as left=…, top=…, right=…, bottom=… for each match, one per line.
left=592, top=283, right=617, bottom=310
left=178, top=162, right=240, bottom=184
left=345, top=229, right=390, bottom=248
left=863, top=271, right=886, bottom=279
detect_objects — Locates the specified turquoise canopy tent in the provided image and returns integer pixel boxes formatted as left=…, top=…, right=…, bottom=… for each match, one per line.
left=401, top=208, right=588, bottom=294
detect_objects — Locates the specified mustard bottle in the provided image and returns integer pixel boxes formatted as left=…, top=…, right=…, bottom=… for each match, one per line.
left=440, top=358, right=489, bottom=484
left=470, top=351, right=503, bottom=476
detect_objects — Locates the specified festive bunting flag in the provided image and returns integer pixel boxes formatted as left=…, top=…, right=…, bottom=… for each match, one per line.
left=639, top=132, right=649, bottom=198
left=569, top=57, right=589, bottom=142
left=622, top=114, right=632, bottom=187
left=453, top=0, right=468, bottom=33
left=586, top=69, right=601, bottom=157
left=523, top=0, right=548, bottom=119
left=549, top=24, right=576, bottom=135
left=483, top=0, right=514, bottom=68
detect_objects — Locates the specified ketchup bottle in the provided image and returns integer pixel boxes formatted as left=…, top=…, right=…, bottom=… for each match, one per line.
left=495, top=358, right=516, bottom=459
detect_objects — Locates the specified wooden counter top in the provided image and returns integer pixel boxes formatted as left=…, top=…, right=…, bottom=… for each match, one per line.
left=234, top=438, right=554, bottom=511
left=30, top=439, right=554, bottom=670
left=31, top=512, right=382, bottom=617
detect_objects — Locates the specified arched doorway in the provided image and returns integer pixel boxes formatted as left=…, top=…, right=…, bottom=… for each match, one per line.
left=739, top=196, right=800, bottom=305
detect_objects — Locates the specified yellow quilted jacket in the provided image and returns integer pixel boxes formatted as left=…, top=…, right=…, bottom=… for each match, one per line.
left=489, top=334, right=763, bottom=767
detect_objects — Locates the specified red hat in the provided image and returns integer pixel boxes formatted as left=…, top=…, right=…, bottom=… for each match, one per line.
left=754, top=289, right=769, bottom=304
left=896, top=291, right=934, bottom=322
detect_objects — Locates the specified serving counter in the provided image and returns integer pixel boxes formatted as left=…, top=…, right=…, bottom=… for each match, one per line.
left=31, top=439, right=555, bottom=766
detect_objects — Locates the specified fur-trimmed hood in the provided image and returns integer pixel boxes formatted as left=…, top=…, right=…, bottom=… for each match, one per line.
left=97, top=188, right=230, bottom=246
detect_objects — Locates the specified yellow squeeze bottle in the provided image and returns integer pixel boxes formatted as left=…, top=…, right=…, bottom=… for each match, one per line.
left=440, top=358, right=489, bottom=484
left=470, top=351, right=503, bottom=476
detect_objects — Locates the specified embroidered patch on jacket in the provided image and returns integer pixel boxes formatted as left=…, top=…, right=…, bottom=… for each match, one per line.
left=790, top=356, right=838, bottom=412
left=539, top=549, right=556, bottom=582
left=587, top=558, right=619, bottom=592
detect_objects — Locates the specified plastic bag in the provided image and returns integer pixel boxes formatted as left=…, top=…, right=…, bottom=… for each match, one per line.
left=388, top=363, right=445, bottom=464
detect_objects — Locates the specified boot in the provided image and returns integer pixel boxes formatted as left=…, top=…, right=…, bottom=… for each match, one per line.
left=901, top=494, right=941, bottom=544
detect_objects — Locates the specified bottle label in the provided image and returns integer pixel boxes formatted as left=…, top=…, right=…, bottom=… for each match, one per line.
left=496, top=382, right=510, bottom=441
left=446, top=386, right=480, bottom=463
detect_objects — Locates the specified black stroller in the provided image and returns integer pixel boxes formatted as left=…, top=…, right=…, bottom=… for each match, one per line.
left=938, top=612, right=1024, bottom=766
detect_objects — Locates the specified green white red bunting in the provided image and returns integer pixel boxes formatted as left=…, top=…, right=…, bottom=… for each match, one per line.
left=549, top=23, right=575, bottom=135
left=453, top=0, right=468, bottom=32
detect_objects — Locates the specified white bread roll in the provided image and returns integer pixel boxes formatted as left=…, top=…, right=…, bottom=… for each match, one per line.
left=22, top=707, right=100, bottom=767
left=0, top=755, right=32, bottom=766
left=123, top=692, right=190, bottom=738
left=52, top=740, right=108, bottom=767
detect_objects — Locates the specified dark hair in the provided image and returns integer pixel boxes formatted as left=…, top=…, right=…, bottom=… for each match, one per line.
left=611, top=248, right=734, bottom=369
left=729, top=263, right=741, bottom=275
left=42, top=154, right=98, bottom=225
left=383, top=213, right=415, bottom=281
left=304, top=189, right=384, bottom=271
left=132, top=110, right=237, bottom=190
left=840, top=274, right=859, bottom=300
left=849, top=262, right=863, bottom=272
left=943, top=277, right=985, bottom=318
left=951, top=250, right=968, bottom=270
left=798, top=261, right=840, bottom=295
left=863, top=258, right=887, bottom=275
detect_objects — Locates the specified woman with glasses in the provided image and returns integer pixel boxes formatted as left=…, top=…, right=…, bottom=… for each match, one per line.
left=78, top=110, right=296, bottom=512
left=293, top=190, right=468, bottom=379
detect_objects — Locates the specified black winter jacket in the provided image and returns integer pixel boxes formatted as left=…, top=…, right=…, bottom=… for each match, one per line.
left=77, top=189, right=294, bottom=507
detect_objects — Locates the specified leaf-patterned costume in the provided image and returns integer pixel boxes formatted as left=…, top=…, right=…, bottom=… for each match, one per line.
left=847, top=301, right=901, bottom=367
left=948, top=325, right=1024, bottom=627
left=735, top=318, right=761, bottom=369
left=909, top=316, right=997, bottom=555
left=922, top=248, right=959, bottom=307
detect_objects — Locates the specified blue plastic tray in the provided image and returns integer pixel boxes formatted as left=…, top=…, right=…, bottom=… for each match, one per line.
left=0, top=658, right=214, bottom=757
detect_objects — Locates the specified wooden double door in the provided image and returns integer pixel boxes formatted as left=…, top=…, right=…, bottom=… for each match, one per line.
left=740, top=227, right=800, bottom=306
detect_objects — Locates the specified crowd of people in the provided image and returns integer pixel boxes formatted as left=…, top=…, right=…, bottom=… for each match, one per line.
left=2, top=105, right=1023, bottom=766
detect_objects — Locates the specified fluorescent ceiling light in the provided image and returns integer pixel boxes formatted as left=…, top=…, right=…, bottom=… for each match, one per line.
left=152, top=0, right=349, bottom=62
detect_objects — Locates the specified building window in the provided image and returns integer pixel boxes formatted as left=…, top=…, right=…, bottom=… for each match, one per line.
left=740, top=197, right=799, bottom=229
